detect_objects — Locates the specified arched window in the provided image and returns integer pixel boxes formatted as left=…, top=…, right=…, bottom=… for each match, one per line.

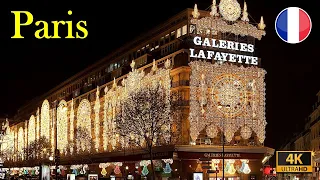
left=76, top=99, right=92, bottom=153
left=57, top=100, right=68, bottom=153
left=28, top=115, right=36, bottom=145
left=41, top=100, right=50, bottom=140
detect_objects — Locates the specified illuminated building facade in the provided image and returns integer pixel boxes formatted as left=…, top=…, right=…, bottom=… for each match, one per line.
left=1, top=0, right=274, bottom=179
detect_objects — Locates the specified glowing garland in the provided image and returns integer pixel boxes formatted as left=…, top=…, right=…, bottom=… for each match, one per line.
left=189, top=61, right=267, bottom=143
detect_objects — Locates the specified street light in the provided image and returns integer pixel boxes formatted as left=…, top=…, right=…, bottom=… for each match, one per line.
left=54, top=102, right=67, bottom=180
left=217, top=104, right=230, bottom=180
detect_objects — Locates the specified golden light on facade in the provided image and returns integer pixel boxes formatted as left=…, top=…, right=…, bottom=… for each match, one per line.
left=94, top=87, right=101, bottom=151
left=41, top=100, right=50, bottom=140
left=189, top=61, right=267, bottom=143
left=70, top=99, right=75, bottom=154
left=57, top=100, right=68, bottom=154
left=28, top=115, right=36, bottom=145
left=76, top=99, right=92, bottom=152
left=18, top=127, right=24, bottom=158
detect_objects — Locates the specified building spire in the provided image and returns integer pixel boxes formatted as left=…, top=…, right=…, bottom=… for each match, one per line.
left=210, top=0, right=219, bottom=17
left=130, top=60, right=135, bottom=71
left=112, top=78, right=117, bottom=89
left=241, top=1, right=249, bottom=22
left=192, top=4, right=200, bottom=18
left=258, top=16, right=266, bottom=30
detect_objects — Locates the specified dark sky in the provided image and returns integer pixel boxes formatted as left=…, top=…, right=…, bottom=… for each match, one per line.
left=0, top=0, right=318, bottom=149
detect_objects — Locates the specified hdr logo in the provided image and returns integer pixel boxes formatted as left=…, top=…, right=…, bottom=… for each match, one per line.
left=11, top=10, right=88, bottom=39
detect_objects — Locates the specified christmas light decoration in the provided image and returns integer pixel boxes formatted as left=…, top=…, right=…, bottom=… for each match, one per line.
left=258, top=16, right=266, bottom=30
left=142, top=166, right=149, bottom=176
left=76, top=99, right=92, bottom=153
left=210, top=0, right=219, bottom=17
left=103, top=86, right=109, bottom=151
left=219, top=0, right=241, bottom=21
left=162, top=159, right=173, bottom=173
left=34, top=166, right=39, bottom=175
left=70, top=99, right=75, bottom=154
left=1, top=123, right=14, bottom=160
left=225, top=159, right=236, bottom=174
left=28, top=115, right=36, bottom=146
left=99, top=163, right=110, bottom=176
left=192, top=4, right=200, bottom=18
left=36, top=108, right=40, bottom=140
left=94, top=86, right=101, bottom=151
left=190, top=1, right=266, bottom=40
left=41, top=100, right=50, bottom=141
left=239, top=159, right=251, bottom=174
left=18, top=127, right=24, bottom=159
left=189, top=61, right=267, bottom=143
left=70, top=165, right=80, bottom=176
left=115, top=59, right=172, bottom=148
left=82, top=164, right=89, bottom=174
left=195, top=163, right=203, bottom=172
left=211, top=159, right=220, bottom=170
left=51, top=107, right=55, bottom=151
left=24, top=121, right=28, bottom=152
left=57, top=100, right=68, bottom=154
left=241, top=1, right=249, bottom=22
left=113, top=162, right=122, bottom=175
left=140, top=160, right=151, bottom=176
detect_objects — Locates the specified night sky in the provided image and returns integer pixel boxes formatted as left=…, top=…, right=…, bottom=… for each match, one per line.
left=0, top=0, right=318, bottom=149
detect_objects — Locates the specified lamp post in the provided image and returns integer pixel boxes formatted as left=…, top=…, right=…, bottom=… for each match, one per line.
left=218, top=104, right=231, bottom=180
left=54, top=101, right=67, bottom=180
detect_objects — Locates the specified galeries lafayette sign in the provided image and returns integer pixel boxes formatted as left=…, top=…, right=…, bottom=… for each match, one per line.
left=177, top=151, right=264, bottom=159
left=190, top=36, right=259, bottom=65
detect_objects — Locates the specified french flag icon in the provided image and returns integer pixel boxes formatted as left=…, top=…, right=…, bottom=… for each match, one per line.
left=275, top=7, right=312, bottom=44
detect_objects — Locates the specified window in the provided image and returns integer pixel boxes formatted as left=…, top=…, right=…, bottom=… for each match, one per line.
left=160, top=37, right=164, bottom=46
left=182, top=25, right=187, bottom=35
left=176, top=28, right=181, bottom=38
left=165, top=34, right=169, bottom=44
left=171, top=31, right=175, bottom=40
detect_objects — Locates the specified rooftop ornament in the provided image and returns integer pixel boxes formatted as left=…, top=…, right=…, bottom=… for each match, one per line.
left=191, top=0, right=266, bottom=40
